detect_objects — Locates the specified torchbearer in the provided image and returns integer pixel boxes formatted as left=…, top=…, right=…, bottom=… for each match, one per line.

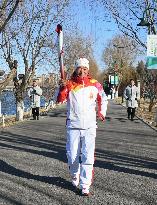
left=57, top=57, right=108, bottom=196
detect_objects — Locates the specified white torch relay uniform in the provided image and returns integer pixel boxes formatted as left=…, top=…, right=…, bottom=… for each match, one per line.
left=57, top=58, right=108, bottom=194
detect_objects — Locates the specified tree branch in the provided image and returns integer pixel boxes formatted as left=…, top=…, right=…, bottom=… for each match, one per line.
left=0, top=0, right=21, bottom=33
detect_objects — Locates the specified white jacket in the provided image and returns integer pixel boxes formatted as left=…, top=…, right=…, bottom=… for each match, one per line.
left=28, top=85, right=42, bottom=108
left=57, top=77, right=108, bottom=129
left=124, top=84, right=140, bottom=108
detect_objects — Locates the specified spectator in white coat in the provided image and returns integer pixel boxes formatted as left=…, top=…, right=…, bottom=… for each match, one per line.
left=124, top=79, right=140, bottom=121
left=28, top=80, right=42, bottom=120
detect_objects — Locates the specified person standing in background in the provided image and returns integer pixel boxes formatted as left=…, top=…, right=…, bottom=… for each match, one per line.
left=111, top=85, right=116, bottom=99
left=28, top=80, right=42, bottom=120
left=124, top=79, right=140, bottom=121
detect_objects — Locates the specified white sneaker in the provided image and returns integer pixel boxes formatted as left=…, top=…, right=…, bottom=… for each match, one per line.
left=82, top=188, right=90, bottom=196
left=72, top=176, right=79, bottom=187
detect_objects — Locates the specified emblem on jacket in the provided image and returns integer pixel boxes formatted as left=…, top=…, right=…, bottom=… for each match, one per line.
left=89, top=92, right=94, bottom=99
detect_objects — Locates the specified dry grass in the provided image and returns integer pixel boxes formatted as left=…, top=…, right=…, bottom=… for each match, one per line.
left=137, top=99, right=157, bottom=127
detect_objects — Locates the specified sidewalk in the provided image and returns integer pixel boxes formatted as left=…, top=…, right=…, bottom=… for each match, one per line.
left=0, top=101, right=156, bottom=205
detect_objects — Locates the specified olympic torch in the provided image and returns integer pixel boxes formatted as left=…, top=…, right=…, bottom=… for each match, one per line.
left=55, top=24, right=65, bottom=80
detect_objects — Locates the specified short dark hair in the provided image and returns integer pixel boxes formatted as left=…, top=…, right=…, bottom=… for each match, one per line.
left=130, top=79, right=134, bottom=82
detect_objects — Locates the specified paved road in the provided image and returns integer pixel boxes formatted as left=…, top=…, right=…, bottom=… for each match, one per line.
left=0, top=101, right=156, bottom=205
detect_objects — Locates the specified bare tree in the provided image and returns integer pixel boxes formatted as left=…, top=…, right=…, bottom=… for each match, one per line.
left=64, top=31, right=95, bottom=77
left=101, top=34, right=139, bottom=98
left=99, top=0, right=157, bottom=48
left=103, top=34, right=138, bottom=84
left=0, top=0, right=22, bottom=95
left=0, top=0, right=22, bottom=33
left=103, top=35, right=138, bottom=67
left=0, top=0, right=70, bottom=121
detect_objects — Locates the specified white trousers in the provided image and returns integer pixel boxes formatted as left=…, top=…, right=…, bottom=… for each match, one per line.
left=66, top=128, right=96, bottom=189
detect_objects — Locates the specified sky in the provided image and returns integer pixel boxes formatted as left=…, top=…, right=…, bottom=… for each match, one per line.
left=66, top=0, right=119, bottom=70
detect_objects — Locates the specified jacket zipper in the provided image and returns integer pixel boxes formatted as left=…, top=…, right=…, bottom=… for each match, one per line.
left=82, top=79, right=85, bottom=128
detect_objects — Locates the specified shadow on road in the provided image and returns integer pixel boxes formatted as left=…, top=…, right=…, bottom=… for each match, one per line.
left=97, top=128, right=156, bottom=138
left=0, top=131, right=157, bottom=180
left=0, top=132, right=67, bottom=163
left=0, top=159, right=75, bottom=193
left=47, top=109, right=67, bottom=118
left=95, top=149, right=157, bottom=179
left=0, top=192, right=22, bottom=205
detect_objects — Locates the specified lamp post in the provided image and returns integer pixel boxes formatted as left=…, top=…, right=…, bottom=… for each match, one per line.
left=137, top=79, right=141, bottom=97
left=113, top=60, right=116, bottom=86
left=113, top=45, right=126, bottom=99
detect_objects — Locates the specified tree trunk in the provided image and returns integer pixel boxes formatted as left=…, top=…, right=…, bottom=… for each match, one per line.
left=115, top=89, right=118, bottom=98
left=16, top=100, right=24, bottom=121
left=154, top=109, right=157, bottom=126
left=148, top=100, right=155, bottom=112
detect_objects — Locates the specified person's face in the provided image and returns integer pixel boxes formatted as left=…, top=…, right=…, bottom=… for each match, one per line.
left=33, top=81, right=37, bottom=87
left=130, top=80, right=134, bottom=86
left=75, top=67, right=89, bottom=77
